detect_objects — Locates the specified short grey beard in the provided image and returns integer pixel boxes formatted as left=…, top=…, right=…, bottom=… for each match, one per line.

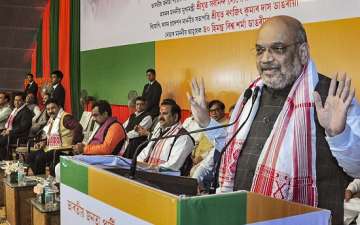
left=263, top=75, right=295, bottom=89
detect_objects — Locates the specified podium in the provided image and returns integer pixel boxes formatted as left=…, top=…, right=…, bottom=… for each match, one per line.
left=105, top=167, right=197, bottom=196
left=60, top=157, right=331, bottom=225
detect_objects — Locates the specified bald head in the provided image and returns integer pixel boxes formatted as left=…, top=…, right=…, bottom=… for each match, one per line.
left=255, top=16, right=309, bottom=89
left=259, top=16, right=307, bottom=44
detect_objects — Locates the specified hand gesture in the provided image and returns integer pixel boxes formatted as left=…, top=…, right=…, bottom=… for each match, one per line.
left=186, top=78, right=210, bottom=128
left=314, top=73, right=355, bottom=137
left=73, top=143, right=85, bottom=154
left=34, top=141, right=46, bottom=150
left=135, top=125, right=150, bottom=137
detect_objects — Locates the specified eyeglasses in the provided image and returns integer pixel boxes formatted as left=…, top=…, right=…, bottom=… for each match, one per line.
left=254, top=42, right=302, bottom=56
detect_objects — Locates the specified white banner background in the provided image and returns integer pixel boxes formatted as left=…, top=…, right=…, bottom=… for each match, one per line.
left=61, top=184, right=153, bottom=225
left=81, top=0, right=360, bottom=51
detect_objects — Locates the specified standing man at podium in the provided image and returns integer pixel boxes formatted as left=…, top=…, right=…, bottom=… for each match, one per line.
left=188, top=15, right=360, bottom=225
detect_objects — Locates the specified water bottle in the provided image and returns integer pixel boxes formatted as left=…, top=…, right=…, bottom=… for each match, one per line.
left=17, top=163, right=25, bottom=185
left=44, top=178, right=56, bottom=208
left=46, top=189, right=56, bottom=209
left=43, top=182, right=50, bottom=205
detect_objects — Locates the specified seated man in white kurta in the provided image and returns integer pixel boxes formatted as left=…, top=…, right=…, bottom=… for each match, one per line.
left=137, top=99, right=194, bottom=175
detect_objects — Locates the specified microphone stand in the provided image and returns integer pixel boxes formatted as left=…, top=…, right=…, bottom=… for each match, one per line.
left=209, top=87, right=260, bottom=194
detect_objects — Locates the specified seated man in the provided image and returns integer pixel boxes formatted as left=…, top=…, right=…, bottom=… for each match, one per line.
left=137, top=99, right=194, bottom=174
left=188, top=100, right=229, bottom=191
left=73, top=100, right=126, bottom=155
left=0, top=92, right=12, bottom=130
left=28, top=98, right=83, bottom=175
left=344, top=179, right=360, bottom=225
left=26, top=92, right=41, bottom=119
left=29, top=92, right=50, bottom=137
left=190, top=100, right=228, bottom=170
left=122, top=96, right=152, bottom=158
left=0, top=92, right=32, bottom=160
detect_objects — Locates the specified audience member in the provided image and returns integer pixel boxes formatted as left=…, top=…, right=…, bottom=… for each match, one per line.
left=0, top=92, right=12, bottom=130
left=137, top=99, right=194, bottom=174
left=27, top=98, right=83, bottom=175
left=0, top=92, right=32, bottom=159
left=344, top=179, right=360, bottom=225
left=122, top=96, right=152, bottom=158
left=29, top=92, right=50, bottom=137
left=73, top=100, right=126, bottom=155
left=26, top=92, right=41, bottom=119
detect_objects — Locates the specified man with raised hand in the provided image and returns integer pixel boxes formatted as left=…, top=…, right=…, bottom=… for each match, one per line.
left=187, top=16, right=360, bottom=225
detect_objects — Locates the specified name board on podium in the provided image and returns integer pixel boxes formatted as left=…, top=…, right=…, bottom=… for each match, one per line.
left=60, top=157, right=330, bottom=225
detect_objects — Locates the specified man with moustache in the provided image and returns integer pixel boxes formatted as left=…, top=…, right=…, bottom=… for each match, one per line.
left=27, top=98, right=83, bottom=175
left=137, top=99, right=194, bottom=174
left=73, top=100, right=126, bottom=155
left=188, top=16, right=360, bottom=224
left=0, top=92, right=32, bottom=159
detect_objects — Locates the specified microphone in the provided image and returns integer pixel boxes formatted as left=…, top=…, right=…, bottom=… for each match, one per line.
left=209, top=86, right=260, bottom=194
left=129, top=88, right=253, bottom=179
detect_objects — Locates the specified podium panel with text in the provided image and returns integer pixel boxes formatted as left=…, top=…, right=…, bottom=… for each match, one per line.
left=60, top=157, right=330, bottom=225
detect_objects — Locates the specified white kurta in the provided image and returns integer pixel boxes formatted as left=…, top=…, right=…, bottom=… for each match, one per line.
left=137, top=123, right=194, bottom=170
left=345, top=179, right=360, bottom=225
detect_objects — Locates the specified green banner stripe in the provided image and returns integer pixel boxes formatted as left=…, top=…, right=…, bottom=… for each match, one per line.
left=178, top=192, right=247, bottom=225
left=80, top=42, right=155, bottom=105
left=70, top=0, right=81, bottom=119
left=36, top=22, right=43, bottom=77
left=50, top=0, right=59, bottom=71
left=177, top=199, right=181, bottom=225
left=60, top=157, right=88, bottom=194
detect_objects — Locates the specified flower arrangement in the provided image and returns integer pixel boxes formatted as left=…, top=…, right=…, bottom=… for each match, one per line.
left=34, top=183, right=45, bottom=195
left=1, top=161, right=20, bottom=175
left=34, top=177, right=59, bottom=205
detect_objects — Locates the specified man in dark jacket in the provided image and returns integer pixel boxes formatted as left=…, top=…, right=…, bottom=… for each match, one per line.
left=50, top=70, right=65, bottom=108
left=188, top=16, right=359, bottom=225
left=24, top=73, right=38, bottom=98
left=0, top=92, right=32, bottom=159
left=142, top=68, right=162, bottom=118
left=122, top=96, right=152, bottom=158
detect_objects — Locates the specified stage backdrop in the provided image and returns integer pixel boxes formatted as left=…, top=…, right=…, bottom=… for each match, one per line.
left=80, top=0, right=360, bottom=113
